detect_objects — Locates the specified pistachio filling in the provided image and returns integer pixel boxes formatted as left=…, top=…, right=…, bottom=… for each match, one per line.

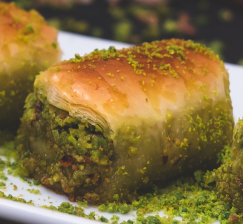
left=16, top=89, right=233, bottom=204
left=17, top=91, right=115, bottom=202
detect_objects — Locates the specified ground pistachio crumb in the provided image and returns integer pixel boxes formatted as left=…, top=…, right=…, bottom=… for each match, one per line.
left=110, top=215, right=120, bottom=224
left=118, top=203, right=131, bottom=214
left=20, top=175, right=33, bottom=186
left=0, top=172, right=7, bottom=180
left=77, top=200, right=88, bottom=208
left=98, top=204, right=107, bottom=212
left=33, top=180, right=40, bottom=185
left=0, top=181, right=6, bottom=188
left=27, top=188, right=41, bottom=195
left=0, top=190, right=33, bottom=205
left=99, top=216, right=109, bottom=223
left=120, top=221, right=133, bottom=224
left=107, top=202, right=118, bottom=213
left=146, top=215, right=161, bottom=224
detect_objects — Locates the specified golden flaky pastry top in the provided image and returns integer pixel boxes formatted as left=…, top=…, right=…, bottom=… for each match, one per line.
left=35, top=39, right=230, bottom=134
left=0, top=2, right=61, bottom=74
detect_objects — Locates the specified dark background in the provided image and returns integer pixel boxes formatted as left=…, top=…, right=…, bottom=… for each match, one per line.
left=3, top=0, right=243, bottom=65
left=0, top=217, right=24, bottom=224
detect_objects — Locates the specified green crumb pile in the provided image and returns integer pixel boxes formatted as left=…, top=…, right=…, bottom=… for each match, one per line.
left=0, top=190, right=33, bottom=205
left=0, top=141, right=18, bottom=176
left=129, top=171, right=242, bottom=224
left=0, top=172, right=7, bottom=181
left=94, top=169, right=242, bottom=223
left=0, top=181, right=6, bottom=188
left=42, top=202, right=97, bottom=220
left=99, top=216, right=109, bottom=223
left=19, top=175, right=33, bottom=186
left=7, top=162, right=18, bottom=176
left=27, top=188, right=41, bottom=195
left=33, top=180, right=40, bottom=185
left=77, top=200, right=88, bottom=208
left=110, top=215, right=120, bottom=224
left=98, top=202, right=132, bottom=214
left=203, top=119, right=243, bottom=215
left=120, top=221, right=133, bottom=224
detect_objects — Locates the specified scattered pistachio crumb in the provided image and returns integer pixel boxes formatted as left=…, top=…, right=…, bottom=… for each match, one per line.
left=27, top=188, right=41, bottom=195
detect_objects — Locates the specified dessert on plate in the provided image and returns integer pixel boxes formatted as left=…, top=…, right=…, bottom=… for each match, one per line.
left=0, top=2, right=61, bottom=139
left=17, top=39, right=233, bottom=203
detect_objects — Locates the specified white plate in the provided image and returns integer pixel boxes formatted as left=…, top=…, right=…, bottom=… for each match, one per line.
left=1, top=31, right=243, bottom=224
